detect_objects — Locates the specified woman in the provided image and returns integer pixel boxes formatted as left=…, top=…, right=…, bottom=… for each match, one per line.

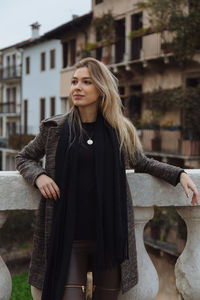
left=16, top=57, right=199, bottom=300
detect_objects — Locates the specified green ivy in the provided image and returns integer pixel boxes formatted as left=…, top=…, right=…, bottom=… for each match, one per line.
left=137, top=0, right=200, bottom=65
left=92, top=12, right=115, bottom=47
left=144, top=87, right=200, bottom=139
left=128, top=27, right=150, bottom=39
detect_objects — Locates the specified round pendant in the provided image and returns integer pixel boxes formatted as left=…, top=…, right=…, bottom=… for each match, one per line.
left=87, top=139, right=93, bottom=145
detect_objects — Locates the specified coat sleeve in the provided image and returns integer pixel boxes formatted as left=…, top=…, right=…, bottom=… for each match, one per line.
left=132, top=152, right=185, bottom=186
left=15, top=122, right=48, bottom=186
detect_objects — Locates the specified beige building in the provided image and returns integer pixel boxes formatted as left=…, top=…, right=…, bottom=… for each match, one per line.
left=45, top=0, right=200, bottom=168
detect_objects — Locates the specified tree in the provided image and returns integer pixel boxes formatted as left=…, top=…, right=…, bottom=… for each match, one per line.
left=137, top=0, right=200, bottom=65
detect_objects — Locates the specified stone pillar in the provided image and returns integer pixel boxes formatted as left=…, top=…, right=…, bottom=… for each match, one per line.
left=124, top=14, right=131, bottom=62
left=119, top=207, right=159, bottom=300
left=0, top=211, right=12, bottom=300
left=2, top=151, right=6, bottom=171
left=175, top=207, right=200, bottom=300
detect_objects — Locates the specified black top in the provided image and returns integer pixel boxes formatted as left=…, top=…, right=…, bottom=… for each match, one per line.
left=74, top=122, right=96, bottom=240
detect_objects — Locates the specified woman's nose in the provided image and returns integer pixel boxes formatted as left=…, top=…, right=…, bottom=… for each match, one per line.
left=75, top=81, right=82, bottom=90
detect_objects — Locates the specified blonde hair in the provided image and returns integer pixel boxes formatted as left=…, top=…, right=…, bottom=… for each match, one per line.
left=69, top=57, right=143, bottom=164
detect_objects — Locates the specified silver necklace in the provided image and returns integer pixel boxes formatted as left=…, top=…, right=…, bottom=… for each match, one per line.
left=84, top=129, right=94, bottom=145
left=87, top=138, right=93, bottom=145
left=83, top=122, right=95, bottom=145
left=86, top=132, right=94, bottom=145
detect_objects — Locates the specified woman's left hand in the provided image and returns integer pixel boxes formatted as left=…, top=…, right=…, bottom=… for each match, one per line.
left=180, top=172, right=199, bottom=205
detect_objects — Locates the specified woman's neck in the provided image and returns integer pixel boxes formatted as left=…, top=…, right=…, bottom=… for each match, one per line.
left=78, top=107, right=98, bottom=123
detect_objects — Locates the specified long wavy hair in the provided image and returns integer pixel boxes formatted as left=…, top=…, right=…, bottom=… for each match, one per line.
left=68, top=57, right=143, bottom=164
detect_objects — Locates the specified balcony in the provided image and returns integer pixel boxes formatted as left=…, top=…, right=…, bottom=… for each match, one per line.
left=141, top=128, right=200, bottom=159
left=0, top=170, right=199, bottom=299
left=0, top=102, right=17, bottom=114
left=0, top=65, right=21, bottom=82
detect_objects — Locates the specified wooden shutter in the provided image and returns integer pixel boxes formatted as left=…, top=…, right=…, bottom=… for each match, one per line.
left=50, top=97, right=55, bottom=116
left=24, top=99, right=28, bottom=134
left=40, top=98, right=45, bottom=121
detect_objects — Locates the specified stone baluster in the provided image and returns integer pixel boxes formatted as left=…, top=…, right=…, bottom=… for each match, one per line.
left=0, top=211, right=12, bottom=300
left=119, top=207, right=159, bottom=300
left=175, top=206, right=200, bottom=300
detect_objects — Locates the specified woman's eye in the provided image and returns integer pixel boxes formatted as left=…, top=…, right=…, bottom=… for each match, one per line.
left=84, top=80, right=92, bottom=85
left=71, top=80, right=78, bottom=85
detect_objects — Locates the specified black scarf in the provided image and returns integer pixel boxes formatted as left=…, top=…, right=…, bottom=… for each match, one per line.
left=42, top=112, right=129, bottom=300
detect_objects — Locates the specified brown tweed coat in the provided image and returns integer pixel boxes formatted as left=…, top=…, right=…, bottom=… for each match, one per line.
left=15, top=112, right=183, bottom=294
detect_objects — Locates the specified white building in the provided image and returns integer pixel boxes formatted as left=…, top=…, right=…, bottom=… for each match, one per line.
left=0, top=22, right=62, bottom=170
left=20, top=22, right=62, bottom=135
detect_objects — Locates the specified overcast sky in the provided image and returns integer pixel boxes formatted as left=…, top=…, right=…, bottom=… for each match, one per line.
left=0, top=0, right=91, bottom=49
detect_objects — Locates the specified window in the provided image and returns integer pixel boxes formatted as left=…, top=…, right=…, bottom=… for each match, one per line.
left=12, top=54, right=16, bottom=66
left=12, top=87, right=16, bottom=113
left=41, top=52, right=46, bottom=71
left=186, top=77, right=200, bottom=87
left=115, top=18, right=125, bottom=63
left=12, top=54, right=16, bottom=76
left=189, top=0, right=200, bottom=10
left=24, top=99, right=28, bottom=134
left=6, top=56, right=10, bottom=68
left=96, top=28, right=103, bottom=60
left=7, top=56, right=10, bottom=77
left=12, top=87, right=16, bottom=103
left=95, top=0, right=103, bottom=4
left=129, top=85, right=142, bottom=126
left=50, top=49, right=55, bottom=69
left=40, top=98, right=45, bottom=121
left=26, top=57, right=30, bottom=74
left=63, top=42, right=68, bottom=68
left=69, top=39, right=76, bottom=66
left=6, top=88, right=10, bottom=102
left=131, top=13, right=143, bottom=60
left=50, top=97, right=55, bottom=116
left=119, top=86, right=126, bottom=107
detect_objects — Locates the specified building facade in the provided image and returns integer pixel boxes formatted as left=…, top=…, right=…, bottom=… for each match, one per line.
left=0, top=22, right=62, bottom=170
left=0, top=43, right=23, bottom=170
left=44, top=0, right=200, bottom=168
left=1, top=0, right=199, bottom=169
left=20, top=36, right=62, bottom=135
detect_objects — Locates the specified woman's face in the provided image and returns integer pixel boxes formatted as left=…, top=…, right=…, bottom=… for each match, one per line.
left=70, top=67, right=100, bottom=110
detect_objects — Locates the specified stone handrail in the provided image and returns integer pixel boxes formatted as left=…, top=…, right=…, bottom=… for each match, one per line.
left=0, top=170, right=200, bottom=300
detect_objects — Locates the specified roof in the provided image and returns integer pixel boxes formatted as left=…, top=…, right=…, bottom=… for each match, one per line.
left=16, top=36, right=48, bottom=49
left=44, top=12, right=93, bottom=39
left=0, top=39, right=31, bottom=51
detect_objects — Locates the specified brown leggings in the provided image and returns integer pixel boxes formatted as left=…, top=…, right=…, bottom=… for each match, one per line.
left=63, top=240, right=121, bottom=300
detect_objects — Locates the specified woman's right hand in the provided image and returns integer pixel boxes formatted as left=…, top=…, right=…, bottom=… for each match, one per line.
left=35, top=174, right=60, bottom=201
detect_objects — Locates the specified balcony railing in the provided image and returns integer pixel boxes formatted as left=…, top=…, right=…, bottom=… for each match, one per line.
left=0, top=102, right=16, bottom=114
left=0, top=170, right=199, bottom=299
left=141, top=128, right=200, bottom=157
left=0, top=65, right=21, bottom=81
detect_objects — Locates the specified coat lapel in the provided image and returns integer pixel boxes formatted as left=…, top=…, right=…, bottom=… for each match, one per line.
left=44, top=113, right=69, bottom=180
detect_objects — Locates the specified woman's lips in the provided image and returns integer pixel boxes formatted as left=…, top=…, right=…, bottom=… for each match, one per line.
left=73, top=95, right=84, bottom=98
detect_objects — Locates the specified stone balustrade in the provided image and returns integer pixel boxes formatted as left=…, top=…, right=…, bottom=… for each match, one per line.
left=0, top=170, right=200, bottom=300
